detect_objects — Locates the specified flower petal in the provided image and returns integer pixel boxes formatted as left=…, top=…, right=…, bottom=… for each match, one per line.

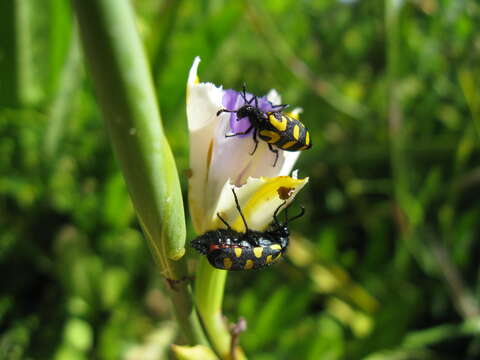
left=187, top=57, right=224, bottom=232
left=266, top=89, right=281, bottom=106
left=210, top=175, right=309, bottom=232
left=203, top=115, right=298, bottom=228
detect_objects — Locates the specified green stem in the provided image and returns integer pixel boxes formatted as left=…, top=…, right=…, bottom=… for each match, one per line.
left=0, top=0, right=39, bottom=106
left=44, top=28, right=82, bottom=162
left=195, top=259, right=229, bottom=356
left=49, top=0, right=73, bottom=94
left=16, top=0, right=43, bottom=105
left=195, top=258, right=247, bottom=359
left=0, top=1, right=18, bottom=106
left=386, top=0, right=417, bottom=270
left=386, top=0, right=407, bottom=200
left=72, top=0, right=207, bottom=346
left=150, top=0, right=183, bottom=87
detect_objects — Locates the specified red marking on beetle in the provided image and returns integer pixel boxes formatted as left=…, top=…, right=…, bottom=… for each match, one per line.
left=210, top=244, right=245, bottom=252
left=209, top=244, right=220, bottom=251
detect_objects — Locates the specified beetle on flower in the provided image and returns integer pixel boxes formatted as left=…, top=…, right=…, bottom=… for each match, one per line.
left=217, top=84, right=312, bottom=167
left=191, top=188, right=306, bottom=271
left=187, top=56, right=309, bottom=237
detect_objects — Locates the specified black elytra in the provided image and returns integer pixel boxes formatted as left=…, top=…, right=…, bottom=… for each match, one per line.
left=216, top=84, right=312, bottom=167
left=190, top=188, right=305, bottom=271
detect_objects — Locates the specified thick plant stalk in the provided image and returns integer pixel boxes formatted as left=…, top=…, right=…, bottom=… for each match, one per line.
left=72, top=0, right=207, bottom=346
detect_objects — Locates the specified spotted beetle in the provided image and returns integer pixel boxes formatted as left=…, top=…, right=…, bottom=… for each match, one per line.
left=191, top=188, right=305, bottom=271
left=216, top=85, right=312, bottom=167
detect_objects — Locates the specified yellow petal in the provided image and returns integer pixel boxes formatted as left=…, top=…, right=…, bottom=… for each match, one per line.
left=212, top=175, right=308, bottom=232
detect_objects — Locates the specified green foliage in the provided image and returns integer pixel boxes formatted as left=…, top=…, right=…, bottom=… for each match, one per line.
left=1, top=0, right=480, bottom=359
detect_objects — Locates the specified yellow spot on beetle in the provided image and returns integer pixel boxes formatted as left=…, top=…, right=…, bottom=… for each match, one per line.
left=244, top=260, right=254, bottom=270
left=305, top=132, right=310, bottom=146
left=282, top=141, right=297, bottom=149
left=270, top=244, right=282, bottom=251
left=293, top=125, right=300, bottom=141
left=266, top=255, right=273, bottom=264
left=268, top=114, right=287, bottom=132
left=253, top=247, right=263, bottom=258
left=259, top=130, right=281, bottom=143
left=223, top=258, right=232, bottom=269
left=234, top=248, right=242, bottom=258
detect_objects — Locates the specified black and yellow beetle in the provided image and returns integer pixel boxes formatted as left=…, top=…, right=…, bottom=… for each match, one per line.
left=191, top=188, right=305, bottom=271
left=216, top=85, right=312, bottom=166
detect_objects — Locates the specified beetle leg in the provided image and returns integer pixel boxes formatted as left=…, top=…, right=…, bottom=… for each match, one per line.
left=249, top=130, right=259, bottom=155
left=217, top=108, right=236, bottom=116
left=268, top=143, right=279, bottom=167
left=225, top=125, right=253, bottom=138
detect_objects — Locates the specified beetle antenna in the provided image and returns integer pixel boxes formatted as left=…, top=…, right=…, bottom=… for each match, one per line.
left=243, top=82, right=257, bottom=105
left=231, top=188, right=249, bottom=232
left=216, top=212, right=232, bottom=230
left=287, top=206, right=305, bottom=224
left=242, top=83, right=249, bottom=103
left=273, top=201, right=287, bottom=227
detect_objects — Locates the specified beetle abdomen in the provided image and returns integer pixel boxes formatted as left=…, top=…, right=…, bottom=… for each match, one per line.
left=206, top=243, right=284, bottom=271
left=258, top=113, right=311, bottom=152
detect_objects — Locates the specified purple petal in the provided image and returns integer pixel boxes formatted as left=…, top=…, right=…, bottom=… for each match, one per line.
left=222, top=88, right=278, bottom=137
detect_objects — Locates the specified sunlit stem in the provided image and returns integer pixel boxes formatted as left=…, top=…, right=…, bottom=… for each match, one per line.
left=195, top=258, right=247, bottom=359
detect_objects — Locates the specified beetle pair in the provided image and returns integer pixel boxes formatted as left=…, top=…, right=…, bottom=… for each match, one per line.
left=191, top=188, right=305, bottom=271
left=217, top=85, right=312, bottom=167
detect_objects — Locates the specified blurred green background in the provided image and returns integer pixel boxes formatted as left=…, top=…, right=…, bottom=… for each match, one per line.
left=1, top=0, right=480, bottom=359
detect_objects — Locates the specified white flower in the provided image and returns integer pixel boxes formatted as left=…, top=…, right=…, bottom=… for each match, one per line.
left=187, top=56, right=308, bottom=234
